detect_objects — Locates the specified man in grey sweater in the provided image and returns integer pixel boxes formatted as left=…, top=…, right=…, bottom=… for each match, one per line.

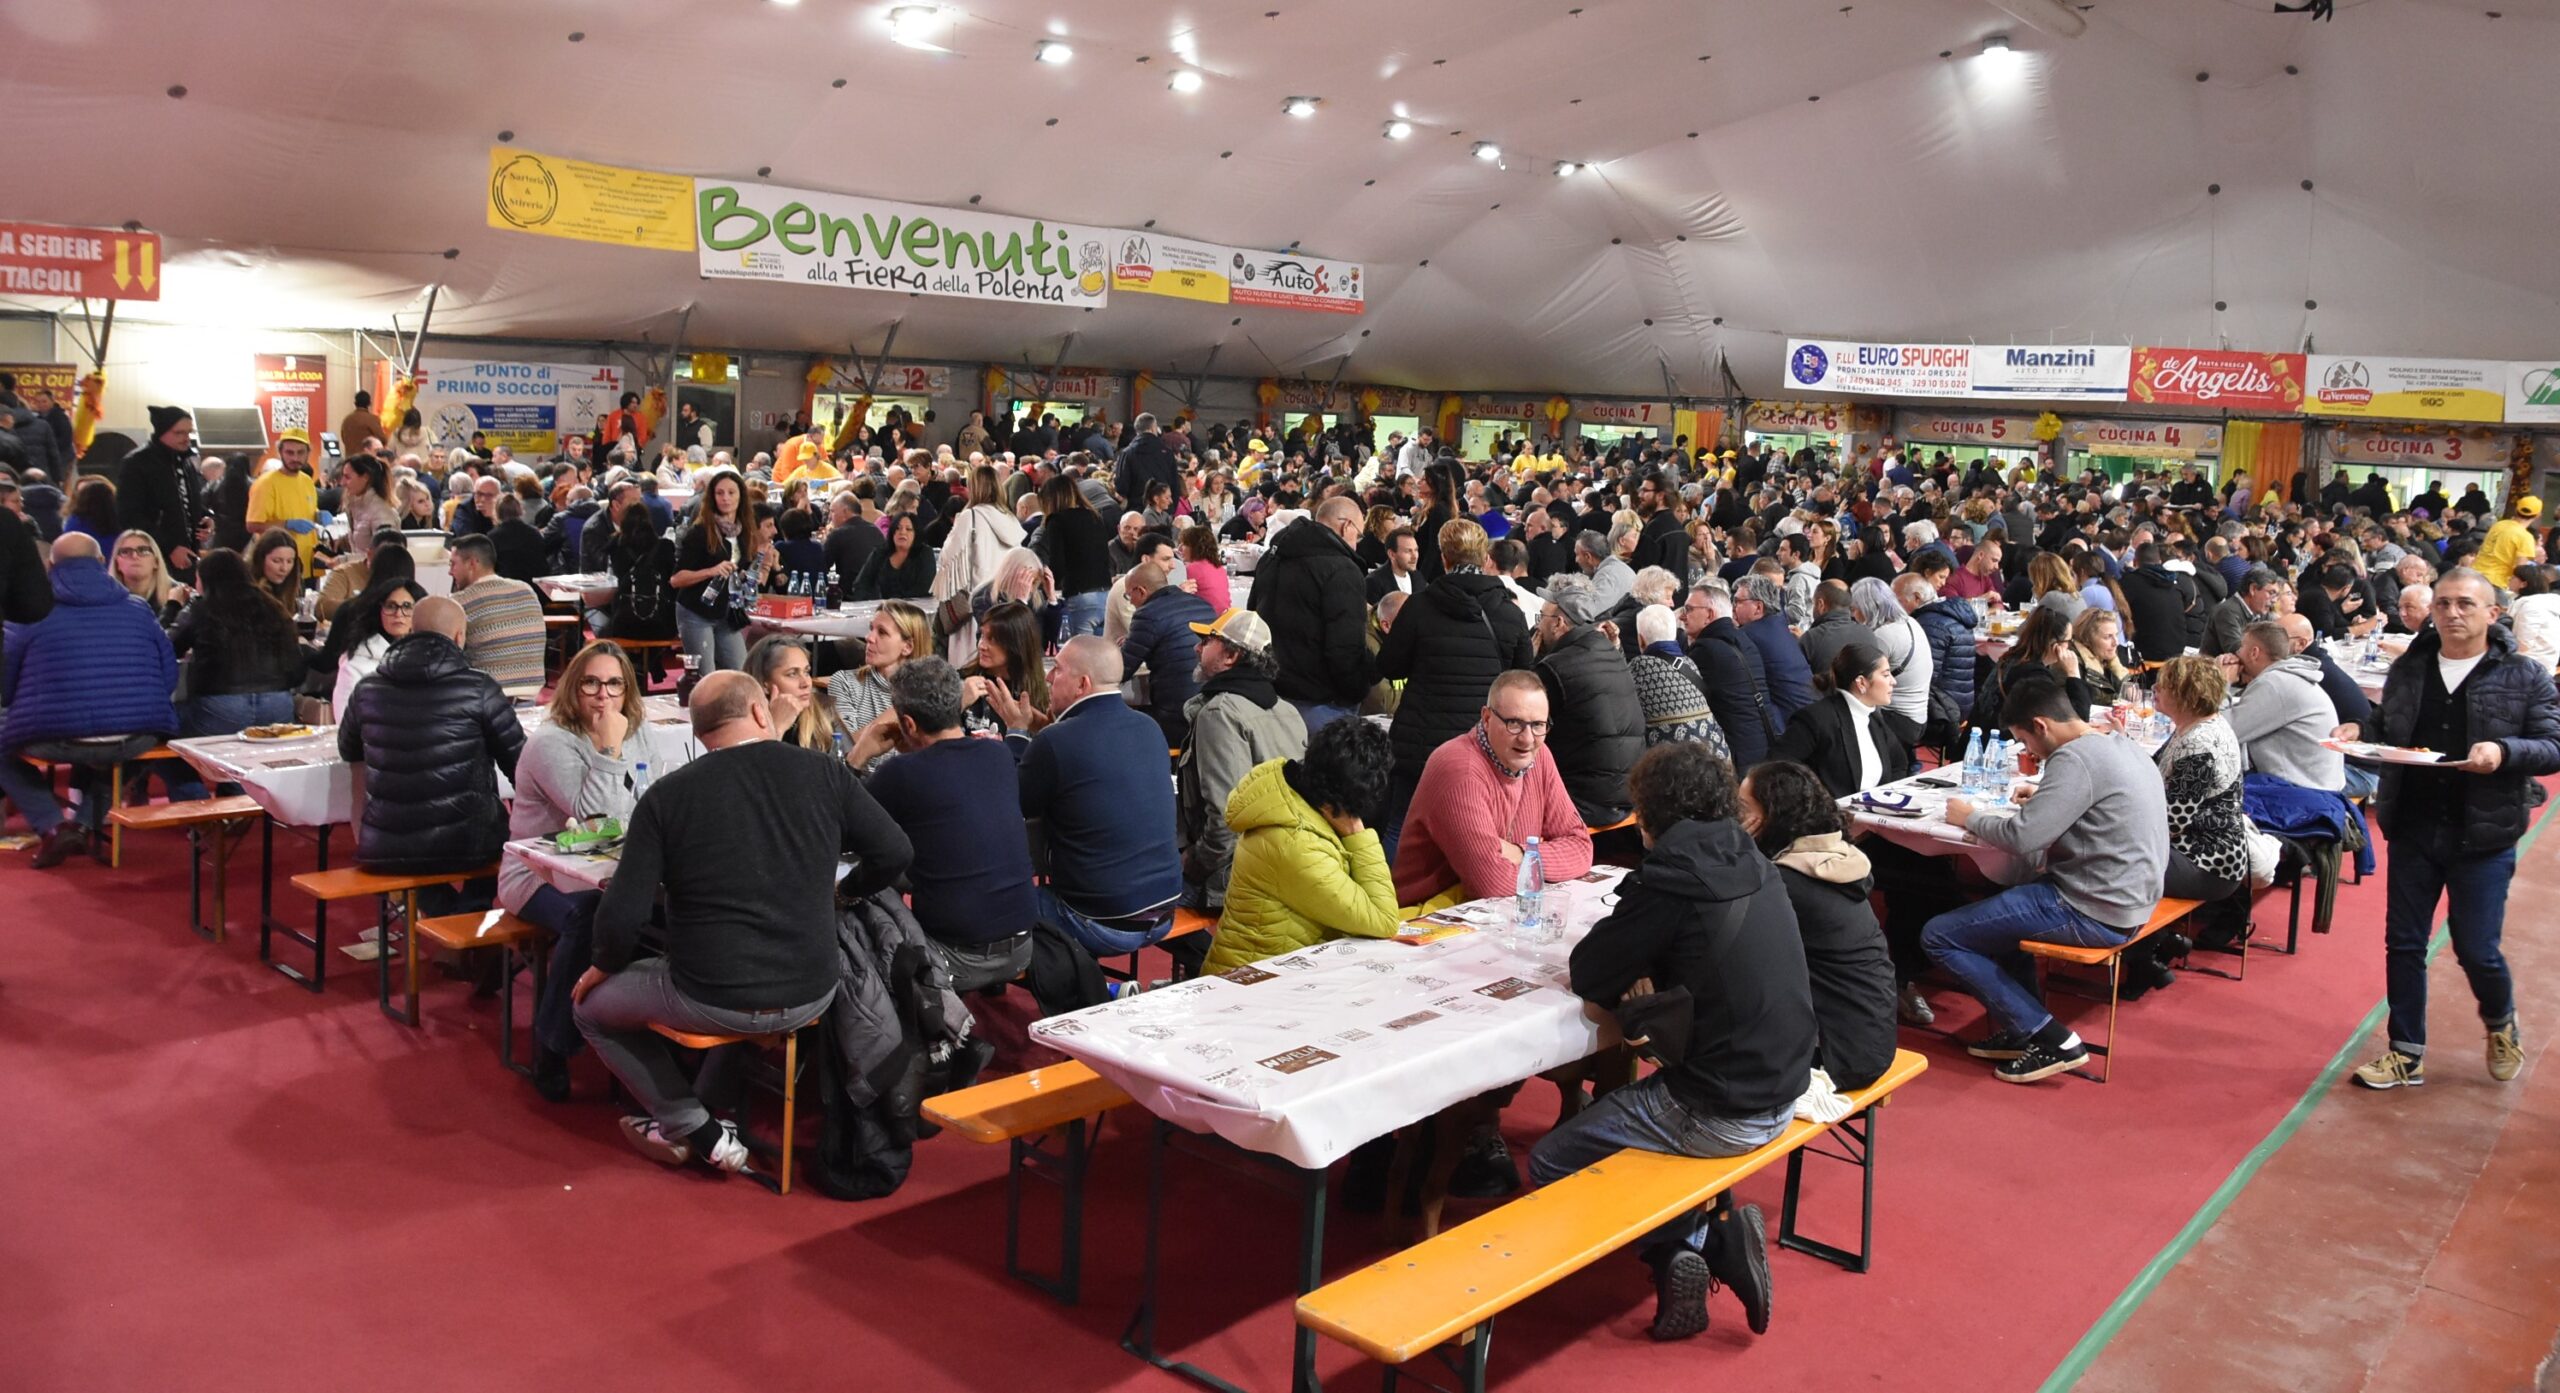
left=1920, top=673, right=2169, bottom=1083
left=2218, top=621, right=2346, bottom=792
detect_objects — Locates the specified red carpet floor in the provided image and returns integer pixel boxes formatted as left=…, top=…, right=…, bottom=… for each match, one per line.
left=0, top=806, right=2495, bottom=1391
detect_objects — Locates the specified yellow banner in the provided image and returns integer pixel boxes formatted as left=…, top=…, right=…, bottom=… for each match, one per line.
left=1109, top=234, right=1232, bottom=304
left=2301, top=355, right=2507, bottom=424
left=486, top=147, right=695, bottom=252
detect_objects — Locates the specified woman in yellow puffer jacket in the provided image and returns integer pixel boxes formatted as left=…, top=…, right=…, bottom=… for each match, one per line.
left=1200, top=718, right=1403, bottom=975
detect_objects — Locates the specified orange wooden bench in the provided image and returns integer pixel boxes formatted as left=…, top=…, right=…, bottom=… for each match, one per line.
left=290, top=862, right=500, bottom=1026
left=412, top=910, right=551, bottom=1073
left=646, top=1021, right=811, bottom=1196
left=2020, top=896, right=2206, bottom=1083
left=22, top=741, right=184, bottom=867
left=1297, top=1049, right=1930, bottom=1390
left=921, top=1060, right=1134, bottom=1303
left=109, top=795, right=265, bottom=942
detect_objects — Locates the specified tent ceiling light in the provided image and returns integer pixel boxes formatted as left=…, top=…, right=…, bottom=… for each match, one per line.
left=1282, top=95, right=1320, bottom=117
left=1553, top=160, right=1582, bottom=176
left=888, top=5, right=946, bottom=49
left=1168, top=68, right=1204, bottom=92
left=1981, top=33, right=2011, bottom=55
left=1471, top=141, right=1501, bottom=161
left=1034, top=39, right=1072, bottom=63
left=1382, top=119, right=1412, bottom=139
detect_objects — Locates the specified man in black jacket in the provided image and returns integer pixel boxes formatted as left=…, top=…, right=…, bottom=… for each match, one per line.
left=1112, top=413, right=1180, bottom=512
left=337, top=596, right=525, bottom=911
left=1628, top=471, right=1690, bottom=589
left=577, top=672, right=914, bottom=1176
left=2118, top=545, right=2198, bottom=664
left=1678, top=582, right=1773, bottom=769
left=1528, top=742, right=1810, bottom=1341
left=117, top=406, right=206, bottom=578
left=1249, top=498, right=1376, bottom=734
left=1534, top=574, right=1643, bottom=825
left=2348, top=571, right=2560, bottom=1092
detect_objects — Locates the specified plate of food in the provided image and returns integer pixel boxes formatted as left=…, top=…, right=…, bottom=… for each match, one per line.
left=242, top=723, right=318, bottom=741
left=2322, top=739, right=2444, bottom=766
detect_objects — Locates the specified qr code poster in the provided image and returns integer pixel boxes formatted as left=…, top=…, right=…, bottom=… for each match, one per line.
left=253, top=353, right=326, bottom=447
left=269, top=396, right=310, bottom=434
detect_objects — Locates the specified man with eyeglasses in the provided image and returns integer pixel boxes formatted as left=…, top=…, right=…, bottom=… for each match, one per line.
left=1393, top=670, right=1596, bottom=912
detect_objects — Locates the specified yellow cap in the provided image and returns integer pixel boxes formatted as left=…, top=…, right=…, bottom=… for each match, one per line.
left=2520, top=495, right=2544, bottom=519
left=276, top=428, right=311, bottom=446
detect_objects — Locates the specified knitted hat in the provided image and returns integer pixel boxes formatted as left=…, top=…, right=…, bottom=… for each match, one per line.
left=148, top=405, right=190, bottom=435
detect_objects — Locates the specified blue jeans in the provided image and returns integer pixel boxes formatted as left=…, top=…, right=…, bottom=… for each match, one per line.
left=676, top=607, right=747, bottom=675
left=1921, top=881, right=2129, bottom=1036
left=1035, top=884, right=1172, bottom=956
left=0, top=735, right=165, bottom=834
left=2383, top=829, right=2516, bottom=1057
left=1527, top=1074, right=1790, bottom=1261
left=1288, top=700, right=1358, bottom=738
left=2341, top=761, right=2379, bottom=801
left=1059, top=589, right=1107, bottom=638
left=520, top=885, right=603, bottom=1058
left=185, top=690, right=293, bottom=738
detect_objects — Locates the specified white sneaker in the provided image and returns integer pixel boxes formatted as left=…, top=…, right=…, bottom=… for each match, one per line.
left=696, top=1119, right=754, bottom=1174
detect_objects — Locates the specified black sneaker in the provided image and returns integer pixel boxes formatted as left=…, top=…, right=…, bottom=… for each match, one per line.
left=1648, top=1249, right=1712, bottom=1341
left=1446, top=1129, right=1522, bottom=1200
left=1706, top=1204, right=1773, bottom=1334
left=1995, top=1038, right=2090, bottom=1084
left=30, top=822, right=88, bottom=870
left=1964, top=1029, right=2032, bottom=1061
left=531, top=1047, right=572, bottom=1104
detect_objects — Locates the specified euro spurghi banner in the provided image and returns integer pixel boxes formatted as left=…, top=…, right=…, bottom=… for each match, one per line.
left=486, top=147, right=696, bottom=252
left=2303, top=355, right=2505, bottom=423
left=413, top=358, right=625, bottom=456
left=1786, top=341, right=1975, bottom=398
left=697, top=179, right=1111, bottom=309
left=1111, top=233, right=1231, bottom=304
left=2508, top=360, right=2560, bottom=426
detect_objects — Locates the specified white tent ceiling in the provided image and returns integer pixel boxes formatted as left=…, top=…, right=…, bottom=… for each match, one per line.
left=7, top=0, right=2558, bottom=396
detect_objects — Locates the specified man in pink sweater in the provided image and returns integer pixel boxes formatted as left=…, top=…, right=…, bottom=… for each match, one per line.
left=1395, top=671, right=1597, bottom=906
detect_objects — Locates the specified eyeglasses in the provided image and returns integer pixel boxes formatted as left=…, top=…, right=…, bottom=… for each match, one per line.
left=576, top=677, right=628, bottom=694
left=115, top=546, right=154, bottom=558
left=382, top=601, right=416, bottom=615
left=1490, top=714, right=1551, bottom=738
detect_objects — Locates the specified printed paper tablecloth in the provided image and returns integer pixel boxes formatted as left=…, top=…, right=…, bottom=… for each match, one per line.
left=1031, top=869, right=1626, bottom=1169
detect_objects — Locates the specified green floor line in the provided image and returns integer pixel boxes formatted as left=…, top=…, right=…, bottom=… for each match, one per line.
left=2040, top=807, right=2553, bottom=1392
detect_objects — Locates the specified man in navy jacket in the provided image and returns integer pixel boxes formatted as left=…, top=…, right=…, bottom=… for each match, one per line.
left=0, top=533, right=182, bottom=866
left=1016, top=636, right=1184, bottom=956
left=1120, top=559, right=1217, bottom=747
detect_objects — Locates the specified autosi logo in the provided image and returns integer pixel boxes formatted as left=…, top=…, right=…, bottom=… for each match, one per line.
left=1789, top=343, right=1830, bottom=385
left=2318, top=358, right=2373, bottom=405
left=1259, top=258, right=1329, bottom=295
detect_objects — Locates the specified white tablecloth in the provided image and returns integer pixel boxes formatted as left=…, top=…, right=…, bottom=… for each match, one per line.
left=506, top=836, right=622, bottom=895
left=766, top=602, right=880, bottom=641
left=1032, top=869, right=1627, bottom=1170
left=2323, top=641, right=2392, bottom=701
left=173, top=695, right=688, bottom=829
left=536, top=572, right=616, bottom=604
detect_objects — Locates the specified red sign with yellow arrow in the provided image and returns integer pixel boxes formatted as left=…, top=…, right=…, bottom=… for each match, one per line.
left=0, top=222, right=162, bottom=301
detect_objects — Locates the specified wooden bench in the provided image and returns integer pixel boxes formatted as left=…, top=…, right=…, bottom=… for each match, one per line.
left=920, top=1060, right=1135, bottom=1304
left=412, top=910, right=551, bottom=1073
left=2020, top=896, right=2205, bottom=1083
left=646, top=1022, right=811, bottom=1196
left=1296, top=1049, right=1931, bottom=1390
left=22, top=740, right=184, bottom=868
left=109, top=795, right=265, bottom=942
left=289, top=863, right=500, bottom=1026
left=1101, top=905, right=1218, bottom=986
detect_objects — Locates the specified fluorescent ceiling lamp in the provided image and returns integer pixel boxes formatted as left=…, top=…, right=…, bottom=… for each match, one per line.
left=887, top=5, right=946, bottom=49
left=1977, top=32, right=2023, bottom=71
left=1471, top=141, right=1501, bottom=162
left=1282, top=96, right=1319, bottom=118
left=1034, top=39, right=1072, bottom=63
left=1382, top=119, right=1412, bottom=140
left=1168, top=68, right=1204, bottom=92
left=1553, top=160, right=1582, bottom=177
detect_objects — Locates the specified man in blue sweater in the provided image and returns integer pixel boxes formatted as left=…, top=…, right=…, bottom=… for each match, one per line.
left=864, top=658, right=1039, bottom=990
left=0, top=533, right=183, bottom=867
left=1732, top=574, right=1815, bottom=728
left=1017, top=635, right=1184, bottom=956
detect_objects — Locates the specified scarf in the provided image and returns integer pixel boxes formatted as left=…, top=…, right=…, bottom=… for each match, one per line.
left=1474, top=724, right=1530, bottom=780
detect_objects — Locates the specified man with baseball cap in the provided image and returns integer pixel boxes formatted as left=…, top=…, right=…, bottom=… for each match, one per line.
left=1177, top=608, right=1309, bottom=915
left=247, top=428, right=322, bottom=577
left=2472, top=495, right=2542, bottom=596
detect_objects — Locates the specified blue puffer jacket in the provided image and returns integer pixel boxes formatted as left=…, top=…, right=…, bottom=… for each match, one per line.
left=3, top=556, right=179, bottom=748
left=1912, top=596, right=1981, bottom=727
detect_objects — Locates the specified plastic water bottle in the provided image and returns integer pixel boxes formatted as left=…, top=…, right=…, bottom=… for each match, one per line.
left=1512, top=836, right=1547, bottom=948
left=1960, top=728, right=1985, bottom=795
left=1984, top=738, right=2010, bottom=807
left=631, top=762, right=652, bottom=805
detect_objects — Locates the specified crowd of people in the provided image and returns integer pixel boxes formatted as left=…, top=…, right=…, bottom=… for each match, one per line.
left=6, top=373, right=2559, bottom=1344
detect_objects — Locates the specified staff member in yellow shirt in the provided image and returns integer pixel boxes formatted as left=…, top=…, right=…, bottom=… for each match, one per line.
left=246, top=429, right=322, bottom=577
left=773, top=421, right=838, bottom=485
left=2474, top=495, right=2543, bottom=594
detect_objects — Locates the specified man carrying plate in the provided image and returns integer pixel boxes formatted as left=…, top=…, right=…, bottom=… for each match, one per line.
left=2344, top=569, right=2560, bottom=1092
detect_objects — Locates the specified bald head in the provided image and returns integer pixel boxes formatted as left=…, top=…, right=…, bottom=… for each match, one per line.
left=1315, top=496, right=1363, bottom=529
left=2277, top=612, right=2315, bottom=653
left=1054, top=633, right=1124, bottom=688
left=412, top=595, right=467, bottom=643
left=49, top=533, right=100, bottom=564
left=689, top=671, right=771, bottom=746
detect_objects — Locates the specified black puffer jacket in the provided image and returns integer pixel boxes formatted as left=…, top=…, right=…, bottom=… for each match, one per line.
left=1250, top=515, right=1375, bottom=707
left=1911, top=596, right=1980, bottom=725
left=337, top=632, right=525, bottom=875
left=2118, top=565, right=2195, bottom=664
left=1377, top=570, right=1535, bottom=782
left=1536, top=623, right=1643, bottom=823
left=2372, top=625, right=2560, bottom=854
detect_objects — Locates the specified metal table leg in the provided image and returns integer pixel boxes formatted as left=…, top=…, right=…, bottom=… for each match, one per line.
left=1121, top=1118, right=1330, bottom=1393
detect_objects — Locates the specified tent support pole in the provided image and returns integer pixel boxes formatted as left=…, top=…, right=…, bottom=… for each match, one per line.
left=660, top=304, right=694, bottom=453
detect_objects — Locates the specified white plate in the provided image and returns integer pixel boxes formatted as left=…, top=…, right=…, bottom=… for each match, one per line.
left=2322, top=739, right=2444, bottom=766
